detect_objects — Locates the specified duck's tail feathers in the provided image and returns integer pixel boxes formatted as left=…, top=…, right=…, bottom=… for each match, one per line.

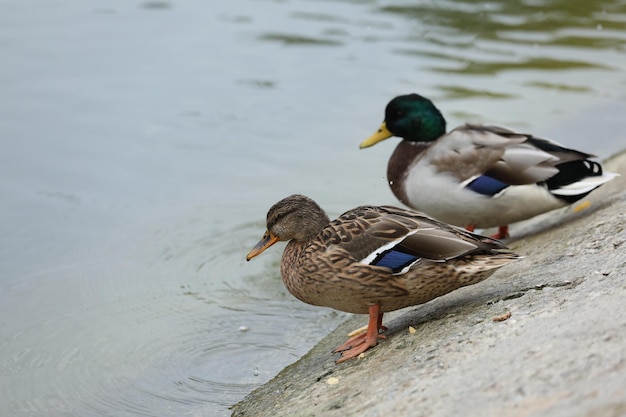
left=546, top=160, right=618, bottom=203
left=458, top=252, right=523, bottom=274
left=550, top=173, right=618, bottom=197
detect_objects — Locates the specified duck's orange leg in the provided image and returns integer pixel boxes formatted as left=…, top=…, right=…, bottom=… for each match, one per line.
left=333, top=304, right=386, bottom=363
left=467, top=224, right=509, bottom=240
left=490, top=225, right=509, bottom=240
left=333, top=320, right=387, bottom=353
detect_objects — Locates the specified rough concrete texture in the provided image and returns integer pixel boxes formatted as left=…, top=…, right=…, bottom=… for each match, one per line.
left=231, top=149, right=626, bottom=417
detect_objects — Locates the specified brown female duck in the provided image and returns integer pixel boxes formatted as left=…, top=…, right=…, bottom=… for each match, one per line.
left=246, top=194, right=520, bottom=363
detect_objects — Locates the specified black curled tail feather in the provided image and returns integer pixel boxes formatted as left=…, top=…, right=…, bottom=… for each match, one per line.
left=544, top=160, right=604, bottom=203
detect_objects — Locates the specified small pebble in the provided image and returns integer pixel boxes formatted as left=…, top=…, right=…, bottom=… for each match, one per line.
left=327, top=377, right=339, bottom=385
left=492, top=311, right=512, bottom=322
left=347, top=325, right=368, bottom=337
left=573, top=200, right=591, bottom=213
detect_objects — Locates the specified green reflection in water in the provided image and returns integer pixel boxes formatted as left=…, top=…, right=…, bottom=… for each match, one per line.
left=291, top=11, right=350, bottom=23
left=380, top=0, right=626, bottom=75
left=380, top=0, right=626, bottom=36
left=236, top=79, right=277, bottom=89
left=525, top=81, right=593, bottom=92
left=435, top=56, right=610, bottom=74
left=437, top=85, right=517, bottom=99
left=259, top=33, right=342, bottom=46
left=141, top=1, right=171, bottom=9
left=536, top=35, right=626, bottom=49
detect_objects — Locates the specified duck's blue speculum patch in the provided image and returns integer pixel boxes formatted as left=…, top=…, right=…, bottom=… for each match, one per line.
left=466, top=175, right=509, bottom=196
left=371, top=249, right=420, bottom=274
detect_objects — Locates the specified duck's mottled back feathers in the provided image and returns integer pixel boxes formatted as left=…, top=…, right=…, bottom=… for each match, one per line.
left=321, top=205, right=509, bottom=273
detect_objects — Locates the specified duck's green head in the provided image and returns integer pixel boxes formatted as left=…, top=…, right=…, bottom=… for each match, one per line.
left=360, top=94, right=447, bottom=148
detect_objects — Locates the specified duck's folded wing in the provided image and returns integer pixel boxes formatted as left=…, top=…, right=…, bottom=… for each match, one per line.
left=431, top=125, right=559, bottom=184
left=429, top=124, right=610, bottom=199
left=331, top=206, right=503, bottom=274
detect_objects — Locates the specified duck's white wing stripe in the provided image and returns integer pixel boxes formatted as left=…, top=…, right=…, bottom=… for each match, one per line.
left=359, top=229, right=424, bottom=274
left=359, top=229, right=418, bottom=265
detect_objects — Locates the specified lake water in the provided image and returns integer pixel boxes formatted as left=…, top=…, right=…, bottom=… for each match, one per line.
left=2, top=0, right=626, bottom=416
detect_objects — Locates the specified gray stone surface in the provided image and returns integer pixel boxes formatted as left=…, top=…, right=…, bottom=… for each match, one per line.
left=232, top=149, right=626, bottom=417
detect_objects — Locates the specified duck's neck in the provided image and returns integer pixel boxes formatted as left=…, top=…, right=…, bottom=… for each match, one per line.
left=280, top=240, right=310, bottom=304
left=387, top=141, right=431, bottom=205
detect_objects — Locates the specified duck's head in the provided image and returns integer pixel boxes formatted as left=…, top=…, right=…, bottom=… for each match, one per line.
left=246, top=194, right=330, bottom=261
left=360, top=93, right=447, bottom=148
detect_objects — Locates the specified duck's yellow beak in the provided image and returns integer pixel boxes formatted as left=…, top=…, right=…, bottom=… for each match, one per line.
left=359, top=122, right=393, bottom=149
left=246, top=230, right=280, bottom=261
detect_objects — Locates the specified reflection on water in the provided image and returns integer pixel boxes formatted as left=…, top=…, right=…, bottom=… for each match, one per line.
left=382, top=0, right=626, bottom=87
left=259, top=33, right=343, bottom=46
left=2, top=0, right=626, bottom=416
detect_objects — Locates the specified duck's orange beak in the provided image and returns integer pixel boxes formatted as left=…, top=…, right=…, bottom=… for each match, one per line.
left=246, top=230, right=280, bottom=261
left=359, top=122, right=393, bottom=149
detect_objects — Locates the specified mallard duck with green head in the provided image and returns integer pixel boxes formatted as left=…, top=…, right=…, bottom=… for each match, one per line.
left=246, top=194, right=520, bottom=363
left=360, top=94, right=618, bottom=239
